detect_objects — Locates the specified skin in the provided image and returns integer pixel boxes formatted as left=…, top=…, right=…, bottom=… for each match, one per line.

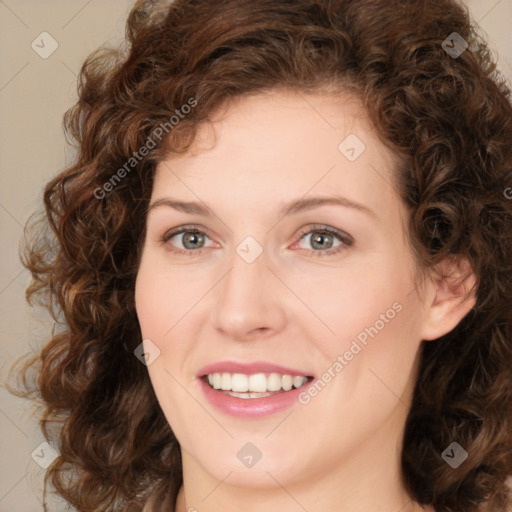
left=135, top=89, right=476, bottom=512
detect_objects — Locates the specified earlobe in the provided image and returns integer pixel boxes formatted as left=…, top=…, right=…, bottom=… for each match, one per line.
left=420, top=256, right=477, bottom=341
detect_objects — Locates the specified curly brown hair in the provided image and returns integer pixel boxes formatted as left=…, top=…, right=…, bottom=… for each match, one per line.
left=9, top=0, right=512, bottom=510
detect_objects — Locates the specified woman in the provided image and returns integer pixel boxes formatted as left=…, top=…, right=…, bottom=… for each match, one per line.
left=13, top=0, right=512, bottom=510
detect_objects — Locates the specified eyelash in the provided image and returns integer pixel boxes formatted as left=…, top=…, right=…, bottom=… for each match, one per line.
left=160, top=223, right=353, bottom=257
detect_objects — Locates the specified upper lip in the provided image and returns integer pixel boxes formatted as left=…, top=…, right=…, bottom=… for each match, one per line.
left=197, top=361, right=314, bottom=378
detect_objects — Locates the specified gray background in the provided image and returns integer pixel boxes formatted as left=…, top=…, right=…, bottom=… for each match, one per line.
left=1, top=1, right=511, bottom=510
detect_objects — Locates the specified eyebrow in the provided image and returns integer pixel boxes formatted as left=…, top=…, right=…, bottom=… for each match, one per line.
left=147, top=195, right=376, bottom=218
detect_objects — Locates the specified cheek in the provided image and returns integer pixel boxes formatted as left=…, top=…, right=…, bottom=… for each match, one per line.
left=135, top=256, right=198, bottom=337
left=134, top=264, right=198, bottom=434
left=330, top=292, right=422, bottom=414
left=135, top=271, right=165, bottom=337
left=134, top=258, right=206, bottom=394
left=295, top=260, right=410, bottom=341
left=298, top=254, right=422, bottom=388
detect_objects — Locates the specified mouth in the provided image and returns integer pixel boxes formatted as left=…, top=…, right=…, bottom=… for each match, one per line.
left=196, top=361, right=315, bottom=417
left=201, top=372, right=314, bottom=399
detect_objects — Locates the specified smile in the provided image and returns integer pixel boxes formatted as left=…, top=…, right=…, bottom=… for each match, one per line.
left=197, top=361, right=315, bottom=417
left=204, top=372, right=312, bottom=398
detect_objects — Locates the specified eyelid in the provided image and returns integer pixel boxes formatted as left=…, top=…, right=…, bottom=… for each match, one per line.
left=161, top=223, right=213, bottom=243
left=295, top=224, right=353, bottom=245
left=291, top=224, right=353, bottom=256
left=160, top=223, right=217, bottom=253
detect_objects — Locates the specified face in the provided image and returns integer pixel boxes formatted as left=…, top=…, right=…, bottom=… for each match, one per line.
left=135, top=89, right=429, bottom=492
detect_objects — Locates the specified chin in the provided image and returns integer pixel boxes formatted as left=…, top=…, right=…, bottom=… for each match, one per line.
left=190, top=443, right=307, bottom=489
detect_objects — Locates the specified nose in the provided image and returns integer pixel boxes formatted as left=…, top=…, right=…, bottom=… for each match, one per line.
left=212, top=246, right=287, bottom=342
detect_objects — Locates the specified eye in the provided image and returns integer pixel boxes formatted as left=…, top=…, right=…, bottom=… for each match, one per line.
left=292, top=224, right=353, bottom=257
left=160, top=223, right=353, bottom=257
left=160, top=224, right=214, bottom=255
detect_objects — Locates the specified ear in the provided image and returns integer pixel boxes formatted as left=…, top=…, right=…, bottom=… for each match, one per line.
left=421, top=255, right=477, bottom=341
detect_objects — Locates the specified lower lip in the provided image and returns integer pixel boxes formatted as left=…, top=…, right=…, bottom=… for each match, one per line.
left=198, top=377, right=310, bottom=418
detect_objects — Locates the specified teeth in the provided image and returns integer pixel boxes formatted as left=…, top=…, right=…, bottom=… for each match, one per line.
left=205, top=372, right=309, bottom=393
left=221, top=373, right=231, bottom=391
left=293, top=375, right=305, bottom=388
left=229, top=391, right=274, bottom=399
left=282, top=375, right=293, bottom=391
left=249, top=373, right=267, bottom=392
left=267, top=373, right=282, bottom=391
left=231, top=373, right=249, bottom=392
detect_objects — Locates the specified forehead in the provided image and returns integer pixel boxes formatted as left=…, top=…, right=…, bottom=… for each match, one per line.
left=153, top=90, right=403, bottom=221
